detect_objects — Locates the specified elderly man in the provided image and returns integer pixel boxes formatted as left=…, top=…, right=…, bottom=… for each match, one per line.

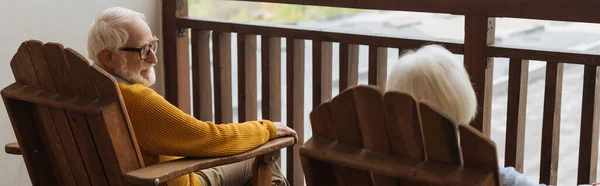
left=87, top=7, right=296, bottom=186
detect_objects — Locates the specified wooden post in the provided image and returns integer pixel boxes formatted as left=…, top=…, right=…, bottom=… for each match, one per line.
left=540, top=62, right=563, bottom=185
left=578, top=65, right=599, bottom=184
left=252, top=151, right=280, bottom=186
left=163, top=0, right=191, bottom=113
left=464, top=16, right=495, bottom=136
left=286, top=39, right=305, bottom=186
left=505, top=59, right=528, bottom=172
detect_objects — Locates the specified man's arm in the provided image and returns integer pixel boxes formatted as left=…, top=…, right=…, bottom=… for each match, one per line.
left=118, top=83, right=277, bottom=157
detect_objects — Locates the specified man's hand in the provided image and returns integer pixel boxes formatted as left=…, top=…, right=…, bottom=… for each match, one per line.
left=273, top=122, right=298, bottom=143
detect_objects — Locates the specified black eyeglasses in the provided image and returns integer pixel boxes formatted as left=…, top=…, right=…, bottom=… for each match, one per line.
left=120, top=39, right=159, bottom=60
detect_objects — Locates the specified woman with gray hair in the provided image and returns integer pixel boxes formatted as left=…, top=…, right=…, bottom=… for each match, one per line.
left=386, top=44, right=544, bottom=186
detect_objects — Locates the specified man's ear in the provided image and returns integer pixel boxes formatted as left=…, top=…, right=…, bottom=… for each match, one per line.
left=98, top=49, right=119, bottom=70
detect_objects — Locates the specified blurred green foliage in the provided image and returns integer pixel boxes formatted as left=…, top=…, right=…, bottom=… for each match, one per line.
left=188, top=0, right=363, bottom=23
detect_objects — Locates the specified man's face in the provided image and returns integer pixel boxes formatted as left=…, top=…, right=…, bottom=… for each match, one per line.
left=114, top=17, right=158, bottom=86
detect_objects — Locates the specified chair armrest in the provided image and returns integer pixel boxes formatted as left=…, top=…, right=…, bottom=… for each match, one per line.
left=124, top=137, right=295, bottom=186
left=5, top=142, right=21, bottom=155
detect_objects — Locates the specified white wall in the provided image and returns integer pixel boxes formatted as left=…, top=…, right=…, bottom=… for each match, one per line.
left=0, top=0, right=164, bottom=185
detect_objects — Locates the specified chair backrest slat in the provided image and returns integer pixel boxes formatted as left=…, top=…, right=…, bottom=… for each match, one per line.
left=419, top=103, right=462, bottom=166
left=383, top=93, right=424, bottom=160
left=329, top=88, right=373, bottom=186
left=352, top=86, right=396, bottom=186
left=459, top=125, right=501, bottom=185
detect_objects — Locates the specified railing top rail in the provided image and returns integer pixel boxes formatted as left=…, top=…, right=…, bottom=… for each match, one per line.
left=229, top=0, right=600, bottom=24
left=178, top=17, right=600, bottom=65
left=178, top=17, right=464, bottom=52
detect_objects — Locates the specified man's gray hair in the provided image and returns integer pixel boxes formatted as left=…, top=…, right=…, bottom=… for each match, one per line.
left=87, top=7, right=145, bottom=65
left=386, top=44, right=478, bottom=125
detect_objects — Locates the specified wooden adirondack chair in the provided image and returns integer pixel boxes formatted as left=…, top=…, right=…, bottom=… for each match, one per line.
left=2, top=40, right=295, bottom=186
left=300, top=85, right=501, bottom=186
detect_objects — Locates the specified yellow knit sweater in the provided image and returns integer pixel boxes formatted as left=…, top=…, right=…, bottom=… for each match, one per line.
left=118, top=83, right=277, bottom=186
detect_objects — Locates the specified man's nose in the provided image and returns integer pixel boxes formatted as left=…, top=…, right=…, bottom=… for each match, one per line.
left=146, top=50, right=158, bottom=64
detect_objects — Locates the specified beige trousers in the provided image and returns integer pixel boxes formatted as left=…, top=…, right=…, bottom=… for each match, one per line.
left=195, top=159, right=289, bottom=186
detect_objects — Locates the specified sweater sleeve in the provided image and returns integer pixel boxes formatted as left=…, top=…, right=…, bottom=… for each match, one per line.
left=118, top=83, right=278, bottom=157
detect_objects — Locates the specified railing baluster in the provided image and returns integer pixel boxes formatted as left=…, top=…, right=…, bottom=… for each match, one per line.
left=192, top=30, right=213, bottom=121
left=313, top=41, right=333, bottom=108
left=261, top=36, right=282, bottom=122
left=212, top=31, right=233, bottom=123
left=505, top=58, right=528, bottom=172
left=286, top=38, right=305, bottom=186
left=540, top=62, right=563, bottom=185
left=368, top=46, right=387, bottom=89
left=238, top=34, right=258, bottom=121
left=339, top=43, right=358, bottom=92
left=464, top=16, right=495, bottom=136
left=577, top=65, right=599, bottom=184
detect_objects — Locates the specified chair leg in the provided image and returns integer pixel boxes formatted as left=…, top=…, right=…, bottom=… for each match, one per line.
left=252, top=151, right=280, bottom=186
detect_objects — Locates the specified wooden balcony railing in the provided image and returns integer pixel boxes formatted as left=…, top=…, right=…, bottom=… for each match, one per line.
left=162, top=0, right=600, bottom=185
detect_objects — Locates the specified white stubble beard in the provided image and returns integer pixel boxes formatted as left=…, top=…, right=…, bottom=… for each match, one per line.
left=116, top=65, right=156, bottom=87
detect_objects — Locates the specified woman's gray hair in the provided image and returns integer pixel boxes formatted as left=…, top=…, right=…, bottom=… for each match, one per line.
left=87, top=7, right=145, bottom=65
left=386, top=44, right=477, bottom=124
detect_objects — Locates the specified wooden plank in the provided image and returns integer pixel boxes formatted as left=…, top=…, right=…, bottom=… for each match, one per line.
left=459, top=125, right=501, bottom=185
left=43, top=43, right=76, bottom=95
left=163, top=0, right=191, bottom=113
left=464, top=16, right=495, bottom=136
left=212, top=32, right=233, bottom=123
left=63, top=49, right=110, bottom=186
left=309, top=102, right=336, bottom=140
left=238, top=33, right=247, bottom=122
left=191, top=30, right=213, bottom=121
left=26, top=41, right=79, bottom=186
left=339, top=43, right=359, bottom=92
left=419, top=102, right=461, bottom=165
left=305, top=101, right=338, bottom=185
left=383, top=92, right=424, bottom=161
left=88, top=106, right=141, bottom=186
left=5, top=142, right=21, bottom=155
left=300, top=156, right=337, bottom=186
left=9, top=44, right=28, bottom=83
left=1, top=83, right=113, bottom=115
left=178, top=18, right=464, bottom=54
left=90, top=64, right=145, bottom=168
left=353, top=86, right=396, bottom=186
left=539, top=62, right=563, bottom=185
left=312, top=41, right=333, bottom=108
left=261, top=36, right=282, bottom=121
left=329, top=88, right=372, bottom=186
left=488, top=44, right=600, bottom=66
left=330, top=89, right=361, bottom=145
left=227, top=0, right=600, bottom=24
left=2, top=98, right=58, bottom=186
left=238, top=34, right=258, bottom=121
left=252, top=157, right=273, bottom=186
left=252, top=152, right=279, bottom=186
left=504, top=58, right=528, bottom=172
left=64, top=49, right=99, bottom=98
left=286, top=38, right=305, bottom=186
left=124, top=137, right=295, bottom=186
left=27, top=41, right=57, bottom=92
left=368, top=47, right=387, bottom=89
left=577, top=65, right=600, bottom=184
